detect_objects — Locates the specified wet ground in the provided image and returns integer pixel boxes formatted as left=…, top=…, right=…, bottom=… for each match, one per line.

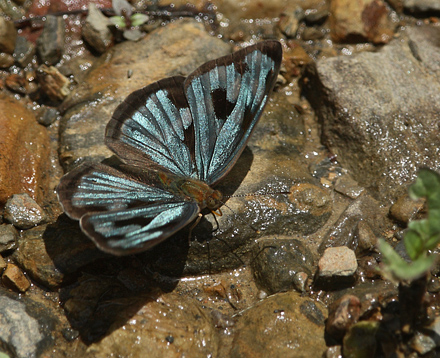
left=0, top=0, right=439, bottom=357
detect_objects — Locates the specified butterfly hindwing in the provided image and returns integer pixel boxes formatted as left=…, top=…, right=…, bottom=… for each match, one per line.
left=57, top=162, right=199, bottom=255
left=184, top=40, right=282, bottom=185
left=105, top=77, right=196, bottom=178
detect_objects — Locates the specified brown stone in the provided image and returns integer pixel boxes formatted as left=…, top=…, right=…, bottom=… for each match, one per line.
left=0, top=94, right=50, bottom=207
left=2, top=263, right=31, bottom=292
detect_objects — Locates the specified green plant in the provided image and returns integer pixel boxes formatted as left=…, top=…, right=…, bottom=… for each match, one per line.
left=379, top=168, right=440, bottom=281
left=109, top=0, right=149, bottom=41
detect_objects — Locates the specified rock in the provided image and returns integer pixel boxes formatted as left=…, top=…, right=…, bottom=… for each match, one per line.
left=230, top=291, right=327, bottom=357
left=0, top=255, right=6, bottom=272
left=278, top=7, right=304, bottom=38
left=3, top=193, right=46, bottom=229
left=330, top=0, right=393, bottom=44
left=403, top=0, right=440, bottom=15
left=0, top=17, right=17, bottom=54
left=0, top=52, right=14, bottom=68
left=0, top=94, right=51, bottom=206
left=342, top=320, right=380, bottom=357
left=304, top=8, right=329, bottom=25
left=36, top=106, right=59, bottom=126
left=5, top=73, right=27, bottom=94
left=251, top=237, right=314, bottom=294
left=325, top=346, right=343, bottom=358
left=13, top=219, right=109, bottom=289
left=315, top=246, right=357, bottom=289
left=82, top=3, right=112, bottom=54
left=334, top=174, right=364, bottom=199
left=0, top=224, right=18, bottom=252
left=83, top=292, right=220, bottom=356
left=13, top=36, right=36, bottom=68
left=37, top=15, right=65, bottom=65
left=389, top=193, right=425, bottom=224
left=326, top=294, right=361, bottom=341
left=0, top=295, right=43, bottom=358
left=36, top=65, right=70, bottom=102
left=409, top=316, right=440, bottom=355
left=353, top=221, right=377, bottom=256
left=302, top=25, right=440, bottom=199
left=318, top=194, right=387, bottom=254
left=301, top=27, right=325, bottom=41
left=2, top=263, right=30, bottom=293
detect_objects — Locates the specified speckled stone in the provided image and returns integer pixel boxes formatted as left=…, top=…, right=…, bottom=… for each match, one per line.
left=3, top=194, right=46, bottom=229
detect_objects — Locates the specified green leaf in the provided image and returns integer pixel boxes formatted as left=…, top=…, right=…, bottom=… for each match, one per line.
left=410, top=169, right=440, bottom=200
left=379, top=239, right=435, bottom=280
left=131, top=13, right=149, bottom=27
left=109, top=16, right=126, bottom=28
left=425, top=234, right=440, bottom=250
left=404, top=229, right=424, bottom=260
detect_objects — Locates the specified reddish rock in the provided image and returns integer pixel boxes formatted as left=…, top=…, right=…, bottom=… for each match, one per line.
left=2, top=263, right=31, bottom=292
left=0, top=94, right=50, bottom=207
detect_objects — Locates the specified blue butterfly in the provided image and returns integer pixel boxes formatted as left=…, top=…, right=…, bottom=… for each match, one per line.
left=57, top=40, right=282, bottom=255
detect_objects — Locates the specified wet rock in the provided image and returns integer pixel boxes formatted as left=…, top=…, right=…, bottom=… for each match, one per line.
left=304, top=8, right=329, bottom=25
left=403, top=0, right=440, bottom=15
left=83, top=292, right=220, bottom=357
left=36, top=65, right=70, bottom=102
left=0, top=52, right=14, bottom=68
left=36, top=106, right=59, bottom=126
left=2, top=263, right=30, bottom=293
left=301, top=27, right=325, bottom=41
left=325, top=345, right=343, bottom=358
left=0, top=295, right=43, bottom=358
left=37, top=15, right=65, bottom=65
left=251, top=236, right=314, bottom=294
left=0, top=17, right=17, bottom=54
left=5, top=73, right=27, bottom=94
left=13, top=218, right=109, bottom=289
left=343, top=320, right=380, bottom=357
left=231, top=291, right=327, bottom=357
left=319, top=194, right=387, bottom=253
left=283, top=40, right=312, bottom=79
left=409, top=316, right=440, bottom=355
left=0, top=224, right=18, bottom=252
left=389, top=193, right=425, bottom=224
left=13, top=36, right=36, bottom=68
left=326, top=294, right=361, bottom=341
left=357, top=255, right=380, bottom=279
left=330, top=0, right=393, bottom=44
left=82, top=3, right=112, bottom=54
left=278, top=7, right=304, bottom=38
left=333, top=281, right=398, bottom=320
left=353, top=221, right=377, bottom=256
left=0, top=94, right=51, bottom=206
left=3, top=193, right=46, bottom=229
left=334, top=173, right=365, bottom=199
left=315, top=246, right=357, bottom=289
left=303, top=25, right=440, bottom=199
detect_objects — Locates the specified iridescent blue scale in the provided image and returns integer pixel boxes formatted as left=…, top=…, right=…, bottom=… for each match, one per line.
left=57, top=41, right=282, bottom=255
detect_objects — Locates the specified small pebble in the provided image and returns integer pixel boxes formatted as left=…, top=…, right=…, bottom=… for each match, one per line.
left=0, top=255, right=6, bottom=272
left=0, top=224, right=18, bottom=252
left=36, top=65, right=70, bottom=102
left=2, top=263, right=31, bottom=293
left=0, top=17, right=17, bottom=54
left=37, top=15, right=65, bottom=65
left=3, top=193, right=46, bottom=229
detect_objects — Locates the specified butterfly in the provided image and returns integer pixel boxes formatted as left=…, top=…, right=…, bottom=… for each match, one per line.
left=57, top=40, right=282, bottom=255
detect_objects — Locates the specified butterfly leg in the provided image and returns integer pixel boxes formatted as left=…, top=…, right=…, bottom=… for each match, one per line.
left=187, top=213, right=203, bottom=244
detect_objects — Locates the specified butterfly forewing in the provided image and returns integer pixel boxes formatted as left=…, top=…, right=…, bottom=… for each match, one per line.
left=106, top=77, right=196, bottom=177
left=184, top=40, right=282, bottom=185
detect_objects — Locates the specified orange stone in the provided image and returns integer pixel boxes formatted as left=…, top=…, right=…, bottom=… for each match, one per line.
left=0, top=94, right=50, bottom=207
left=2, top=263, right=31, bottom=292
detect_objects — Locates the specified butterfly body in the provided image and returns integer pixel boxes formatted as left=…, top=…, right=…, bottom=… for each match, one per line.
left=57, top=40, right=282, bottom=255
left=156, top=170, right=223, bottom=211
